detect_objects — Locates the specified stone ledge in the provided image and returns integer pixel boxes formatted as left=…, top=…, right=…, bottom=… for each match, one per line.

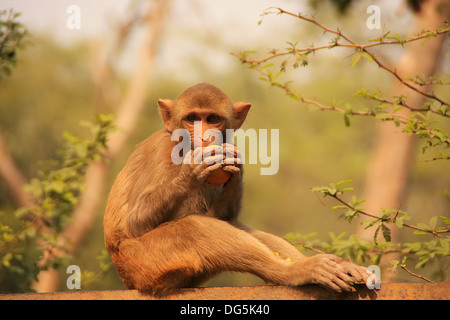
left=0, top=283, right=448, bottom=300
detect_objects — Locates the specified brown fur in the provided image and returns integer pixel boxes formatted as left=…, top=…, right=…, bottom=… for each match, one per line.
left=104, top=83, right=369, bottom=295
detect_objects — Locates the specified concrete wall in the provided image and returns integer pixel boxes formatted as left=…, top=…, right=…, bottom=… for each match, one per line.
left=1, top=283, right=448, bottom=300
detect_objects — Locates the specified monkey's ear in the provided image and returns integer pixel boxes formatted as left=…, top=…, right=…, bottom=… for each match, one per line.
left=158, top=99, right=175, bottom=131
left=234, top=102, right=251, bottom=129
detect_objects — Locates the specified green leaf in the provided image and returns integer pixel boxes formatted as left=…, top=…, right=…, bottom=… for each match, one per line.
left=390, top=260, right=400, bottom=272
left=260, top=63, right=273, bottom=70
left=2, top=253, right=13, bottom=268
left=336, top=180, right=353, bottom=187
left=14, top=207, right=30, bottom=219
left=351, top=197, right=366, bottom=207
left=396, top=216, right=404, bottom=228
left=374, top=225, right=381, bottom=245
left=350, top=52, right=362, bottom=68
left=381, top=224, right=391, bottom=242
left=328, top=188, right=337, bottom=196
left=404, top=242, right=421, bottom=253
left=429, top=217, right=437, bottom=230
left=376, top=114, right=393, bottom=121
left=361, top=51, right=374, bottom=63
left=344, top=209, right=359, bottom=222
left=439, top=216, right=450, bottom=225
left=363, top=218, right=380, bottom=229
left=373, top=224, right=391, bottom=244
left=415, top=257, right=429, bottom=269
left=344, top=114, right=350, bottom=127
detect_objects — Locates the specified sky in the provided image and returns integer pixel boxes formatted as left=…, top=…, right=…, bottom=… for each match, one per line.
left=1, top=0, right=299, bottom=41
left=1, top=0, right=303, bottom=78
left=2, top=0, right=429, bottom=84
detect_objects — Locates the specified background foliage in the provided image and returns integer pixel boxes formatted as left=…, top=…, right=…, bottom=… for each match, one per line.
left=234, top=5, right=449, bottom=283
left=0, top=1, right=448, bottom=292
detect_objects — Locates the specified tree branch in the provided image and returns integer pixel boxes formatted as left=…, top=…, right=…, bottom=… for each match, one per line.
left=245, top=7, right=450, bottom=110
left=400, top=265, right=434, bottom=283
left=329, top=194, right=449, bottom=238
left=0, top=133, right=33, bottom=208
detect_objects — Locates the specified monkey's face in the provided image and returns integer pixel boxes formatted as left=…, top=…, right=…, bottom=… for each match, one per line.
left=181, top=109, right=227, bottom=148
left=157, top=84, right=251, bottom=149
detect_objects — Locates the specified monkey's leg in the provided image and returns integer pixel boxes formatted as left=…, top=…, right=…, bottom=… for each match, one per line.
left=244, top=228, right=368, bottom=288
left=243, top=227, right=369, bottom=291
left=232, top=221, right=369, bottom=285
left=116, top=215, right=306, bottom=295
left=117, top=215, right=365, bottom=295
left=245, top=229, right=306, bottom=262
left=231, top=221, right=305, bottom=261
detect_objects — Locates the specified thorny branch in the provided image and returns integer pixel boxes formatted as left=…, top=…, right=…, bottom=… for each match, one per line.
left=232, top=62, right=450, bottom=148
left=237, top=7, right=450, bottom=114
left=400, top=265, right=434, bottom=283
left=233, top=7, right=450, bottom=157
left=329, top=193, right=449, bottom=238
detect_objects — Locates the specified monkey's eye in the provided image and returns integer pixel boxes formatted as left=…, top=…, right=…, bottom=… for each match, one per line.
left=186, top=113, right=200, bottom=123
left=206, top=114, right=221, bottom=124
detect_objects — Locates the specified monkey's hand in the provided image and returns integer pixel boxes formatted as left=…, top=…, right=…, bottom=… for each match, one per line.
left=182, top=146, right=229, bottom=183
left=291, top=254, right=369, bottom=293
left=221, top=143, right=242, bottom=175
left=221, top=143, right=242, bottom=166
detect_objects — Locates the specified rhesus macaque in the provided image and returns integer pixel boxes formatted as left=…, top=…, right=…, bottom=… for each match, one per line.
left=104, top=83, right=369, bottom=295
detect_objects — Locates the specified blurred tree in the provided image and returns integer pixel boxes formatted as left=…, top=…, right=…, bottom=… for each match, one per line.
left=358, top=0, right=449, bottom=278
left=0, top=9, right=30, bottom=208
left=32, top=0, right=172, bottom=292
left=1, top=0, right=448, bottom=292
left=0, top=9, right=27, bottom=79
left=234, top=0, right=449, bottom=282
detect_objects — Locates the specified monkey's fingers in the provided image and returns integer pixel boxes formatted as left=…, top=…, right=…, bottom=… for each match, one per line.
left=222, top=143, right=239, bottom=154
left=200, top=144, right=240, bottom=163
left=356, top=265, right=370, bottom=283
left=309, top=264, right=349, bottom=293
left=204, top=154, right=225, bottom=165
left=222, top=165, right=240, bottom=174
left=223, top=148, right=241, bottom=158
left=190, top=147, right=224, bottom=165
left=339, top=261, right=369, bottom=284
left=195, top=163, right=223, bottom=181
left=320, top=268, right=355, bottom=293
left=327, top=263, right=355, bottom=290
left=329, top=276, right=354, bottom=293
left=224, top=156, right=242, bottom=165
left=222, top=143, right=240, bottom=156
left=223, top=146, right=242, bottom=165
left=305, top=254, right=360, bottom=293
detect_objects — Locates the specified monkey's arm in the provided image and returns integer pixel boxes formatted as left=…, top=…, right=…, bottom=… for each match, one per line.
left=127, top=170, right=194, bottom=238
left=127, top=144, right=231, bottom=237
